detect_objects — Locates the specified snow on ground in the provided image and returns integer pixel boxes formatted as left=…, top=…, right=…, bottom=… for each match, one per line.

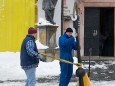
left=0, top=81, right=115, bottom=86
left=0, top=52, right=115, bottom=86
left=0, top=52, right=25, bottom=81
left=0, top=52, right=78, bottom=81
left=91, top=81, right=115, bottom=86
left=83, top=62, right=108, bottom=69
left=0, top=82, right=78, bottom=86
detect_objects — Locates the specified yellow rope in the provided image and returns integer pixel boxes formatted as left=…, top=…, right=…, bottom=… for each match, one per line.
left=40, top=53, right=82, bottom=68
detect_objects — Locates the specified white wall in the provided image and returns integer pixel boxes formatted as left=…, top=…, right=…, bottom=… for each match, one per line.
left=37, top=0, right=76, bottom=45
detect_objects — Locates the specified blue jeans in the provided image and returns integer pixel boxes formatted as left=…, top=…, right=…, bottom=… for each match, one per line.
left=24, top=68, right=36, bottom=86
left=59, top=62, right=73, bottom=86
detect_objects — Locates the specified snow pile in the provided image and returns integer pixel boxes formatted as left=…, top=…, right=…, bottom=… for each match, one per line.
left=37, top=18, right=53, bottom=26
left=0, top=52, right=25, bottom=81
left=37, top=60, right=60, bottom=77
left=0, top=52, right=78, bottom=81
left=36, top=39, right=49, bottom=49
left=0, top=52, right=115, bottom=86
left=38, top=57, right=78, bottom=77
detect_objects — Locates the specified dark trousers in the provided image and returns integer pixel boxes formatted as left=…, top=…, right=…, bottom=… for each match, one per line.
left=44, top=9, right=55, bottom=24
left=59, top=62, right=73, bottom=86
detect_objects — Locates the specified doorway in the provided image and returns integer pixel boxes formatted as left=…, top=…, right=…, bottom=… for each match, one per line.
left=84, top=7, right=114, bottom=56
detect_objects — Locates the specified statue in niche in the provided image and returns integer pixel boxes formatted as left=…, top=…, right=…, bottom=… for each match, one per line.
left=42, top=0, right=58, bottom=24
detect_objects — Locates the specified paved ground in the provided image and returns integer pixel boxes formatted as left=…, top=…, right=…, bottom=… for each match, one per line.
left=0, top=81, right=76, bottom=86
left=0, top=81, right=115, bottom=86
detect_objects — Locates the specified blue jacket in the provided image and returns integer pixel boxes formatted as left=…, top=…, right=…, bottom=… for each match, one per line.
left=59, top=33, right=77, bottom=62
left=20, top=35, right=39, bottom=69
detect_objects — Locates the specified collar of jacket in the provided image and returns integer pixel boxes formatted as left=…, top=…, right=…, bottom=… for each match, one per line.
left=26, top=35, right=35, bottom=40
left=64, top=33, right=72, bottom=38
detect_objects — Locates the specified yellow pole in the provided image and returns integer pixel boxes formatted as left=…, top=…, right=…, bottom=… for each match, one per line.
left=40, top=53, right=82, bottom=68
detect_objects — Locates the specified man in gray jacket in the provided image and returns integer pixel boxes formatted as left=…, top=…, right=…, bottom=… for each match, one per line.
left=42, top=0, right=58, bottom=24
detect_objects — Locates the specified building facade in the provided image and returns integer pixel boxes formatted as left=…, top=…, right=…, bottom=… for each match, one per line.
left=78, top=0, right=115, bottom=58
left=63, top=0, right=115, bottom=59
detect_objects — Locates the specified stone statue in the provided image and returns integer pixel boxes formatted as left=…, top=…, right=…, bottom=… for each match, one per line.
left=42, top=0, right=58, bottom=24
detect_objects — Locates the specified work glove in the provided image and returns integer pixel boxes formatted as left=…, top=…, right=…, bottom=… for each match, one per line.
left=38, top=54, right=46, bottom=62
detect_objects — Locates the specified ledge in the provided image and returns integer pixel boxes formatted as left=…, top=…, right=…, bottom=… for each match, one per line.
left=81, top=56, right=115, bottom=61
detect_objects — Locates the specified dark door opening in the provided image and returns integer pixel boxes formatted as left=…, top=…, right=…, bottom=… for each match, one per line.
left=100, top=8, right=114, bottom=56
left=84, top=8, right=100, bottom=56
left=84, top=7, right=114, bottom=57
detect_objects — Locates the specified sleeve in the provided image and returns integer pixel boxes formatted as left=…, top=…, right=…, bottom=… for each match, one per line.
left=26, top=40, right=38, bottom=58
left=59, top=36, right=75, bottom=47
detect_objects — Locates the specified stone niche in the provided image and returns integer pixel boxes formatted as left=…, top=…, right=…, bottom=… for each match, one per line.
left=37, top=25, right=59, bottom=62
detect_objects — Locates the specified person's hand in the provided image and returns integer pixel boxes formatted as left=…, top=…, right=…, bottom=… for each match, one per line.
left=38, top=54, right=46, bottom=62
left=70, top=36, right=75, bottom=42
left=75, top=33, right=78, bottom=37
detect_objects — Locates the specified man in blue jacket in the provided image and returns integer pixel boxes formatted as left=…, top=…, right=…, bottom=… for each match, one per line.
left=59, top=28, right=77, bottom=86
left=20, top=27, right=45, bottom=86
